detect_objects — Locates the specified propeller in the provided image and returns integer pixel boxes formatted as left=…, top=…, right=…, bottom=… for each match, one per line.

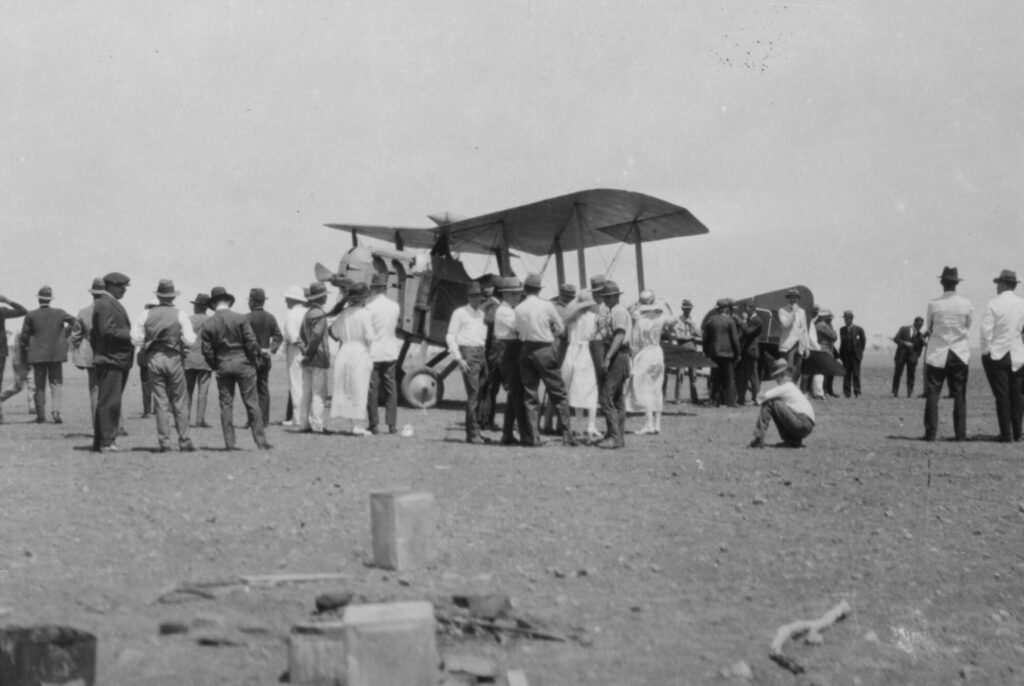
left=314, top=262, right=335, bottom=283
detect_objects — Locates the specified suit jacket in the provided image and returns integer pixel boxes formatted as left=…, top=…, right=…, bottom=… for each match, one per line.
left=816, top=320, right=838, bottom=355
left=21, top=306, right=75, bottom=364
left=839, top=324, right=867, bottom=362
left=702, top=312, right=741, bottom=359
left=91, top=293, right=134, bottom=369
left=70, top=303, right=96, bottom=369
left=201, top=309, right=261, bottom=372
left=739, top=315, right=762, bottom=359
left=893, top=325, right=925, bottom=364
left=298, top=305, right=331, bottom=368
left=245, top=309, right=283, bottom=368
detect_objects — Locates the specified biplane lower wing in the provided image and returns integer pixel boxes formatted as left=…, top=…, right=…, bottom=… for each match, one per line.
left=663, top=345, right=716, bottom=370
left=800, top=350, right=846, bottom=377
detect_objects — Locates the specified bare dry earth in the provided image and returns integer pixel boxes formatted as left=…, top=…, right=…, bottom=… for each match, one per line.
left=1, top=355, right=1023, bottom=685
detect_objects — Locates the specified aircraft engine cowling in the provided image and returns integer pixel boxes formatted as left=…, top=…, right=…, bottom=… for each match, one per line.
left=335, top=246, right=376, bottom=285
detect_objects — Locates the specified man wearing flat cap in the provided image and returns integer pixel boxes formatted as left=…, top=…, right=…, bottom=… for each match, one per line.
left=446, top=281, right=489, bottom=443
left=980, top=269, right=1024, bottom=442
left=839, top=310, right=866, bottom=397
left=245, top=288, right=283, bottom=428
left=131, top=279, right=197, bottom=452
left=201, top=286, right=271, bottom=450
left=923, top=266, right=973, bottom=441
left=185, top=293, right=213, bottom=428
left=91, top=272, right=134, bottom=452
left=0, top=291, right=28, bottom=423
left=776, top=288, right=810, bottom=385
left=21, top=285, right=76, bottom=424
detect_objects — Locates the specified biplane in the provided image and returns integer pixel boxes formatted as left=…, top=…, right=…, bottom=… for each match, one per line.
left=317, top=189, right=710, bottom=407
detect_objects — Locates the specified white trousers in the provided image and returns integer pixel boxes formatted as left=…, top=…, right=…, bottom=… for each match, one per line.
left=300, top=366, right=329, bottom=432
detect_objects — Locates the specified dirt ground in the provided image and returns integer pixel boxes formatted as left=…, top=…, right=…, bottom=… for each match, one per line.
left=1, top=355, right=1023, bottom=685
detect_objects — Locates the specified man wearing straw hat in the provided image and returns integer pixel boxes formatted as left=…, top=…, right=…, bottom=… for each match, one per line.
left=0, top=291, right=28, bottom=423
left=923, top=266, right=973, bottom=441
left=495, top=276, right=527, bottom=445
left=980, top=269, right=1024, bottom=442
left=91, top=272, right=133, bottom=452
left=749, top=358, right=815, bottom=448
left=69, top=277, right=107, bottom=421
left=131, top=279, right=197, bottom=452
left=20, top=285, right=76, bottom=424
left=185, top=293, right=213, bottom=427
left=201, top=286, right=271, bottom=450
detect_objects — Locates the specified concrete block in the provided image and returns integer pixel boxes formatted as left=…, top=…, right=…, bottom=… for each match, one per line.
left=342, top=601, right=438, bottom=686
left=370, top=491, right=438, bottom=571
left=288, top=621, right=347, bottom=686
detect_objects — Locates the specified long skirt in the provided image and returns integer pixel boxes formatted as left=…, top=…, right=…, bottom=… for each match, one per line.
left=561, top=342, right=598, bottom=409
left=330, top=342, right=372, bottom=421
left=629, top=345, right=665, bottom=412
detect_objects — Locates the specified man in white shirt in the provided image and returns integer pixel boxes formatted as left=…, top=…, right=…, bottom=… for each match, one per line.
left=281, top=286, right=308, bottom=426
left=495, top=277, right=526, bottom=445
left=776, top=289, right=810, bottom=385
left=515, top=273, right=575, bottom=447
left=446, top=281, right=489, bottom=443
left=130, top=279, right=197, bottom=452
left=980, top=269, right=1024, bottom=442
left=366, top=272, right=401, bottom=434
left=750, top=359, right=815, bottom=448
left=923, top=266, right=973, bottom=441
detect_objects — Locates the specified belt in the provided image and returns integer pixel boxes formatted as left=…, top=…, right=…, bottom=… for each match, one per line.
left=522, top=340, right=555, bottom=348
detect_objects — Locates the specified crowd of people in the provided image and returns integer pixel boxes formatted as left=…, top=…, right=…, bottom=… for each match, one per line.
left=2, top=263, right=1022, bottom=450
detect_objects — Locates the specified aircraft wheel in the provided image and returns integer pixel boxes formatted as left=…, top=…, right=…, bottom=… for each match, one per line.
left=401, top=367, right=444, bottom=409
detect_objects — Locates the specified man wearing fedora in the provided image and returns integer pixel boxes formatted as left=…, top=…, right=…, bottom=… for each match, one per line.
left=776, top=288, right=810, bottom=385
left=297, top=282, right=331, bottom=433
left=923, top=266, right=973, bottom=441
left=839, top=310, right=867, bottom=398
left=201, top=286, right=271, bottom=450
left=980, top=269, right=1024, bottom=442
left=446, top=281, right=489, bottom=443
left=595, top=279, right=631, bottom=448
left=495, top=276, right=527, bottom=445
left=667, top=298, right=702, bottom=404
left=185, top=293, right=213, bottom=427
left=281, top=286, right=308, bottom=426
left=91, top=272, right=133, bottom=452
left=702, top=298, right=741, bottom=407
left=891, top=316, right=927, bottom=398
left=0, top=292, right=28, bottom=423
left=69, top=277, right=106, bottom=421
left=20, top=285, right=76, bottom=424
left=750, top=359, right=816, bottom=448
left=245, top=288, right=283, bottom=428
left=365, top=272, right=401, bottom=434
left=131, top=280, right=197, bottom=452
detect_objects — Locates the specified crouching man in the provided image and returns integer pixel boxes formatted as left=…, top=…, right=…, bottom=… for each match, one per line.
left=749, top=358, right=815, bottom=448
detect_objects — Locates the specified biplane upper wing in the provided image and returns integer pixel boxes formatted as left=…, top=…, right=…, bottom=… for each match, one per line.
left=325, top=189, right=708, bottom=256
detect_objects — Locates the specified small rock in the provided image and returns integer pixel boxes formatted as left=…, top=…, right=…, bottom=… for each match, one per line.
left=649, top=564, right=663, bottom=573
left=158, top=621, right=189, bottom=635
left=190, top=613, right=225, bottom=630
left=445, top=654, right=497, bottom=679
left=804, top=630, right=824, bottom=645
left=719, top=544, right=729, bottom=553
left=630, top=605, right=643, bottom=613
left=960, top=665, right=986, bottom=681
left=315, top=591, right=358, bottom=613
left=719, top=660, right=753, bottom=680
left=397, top=577, right=412, bottom=587
left=864, top=630, right=879, bottom=643
left=752, top=496, right=766, bottom=505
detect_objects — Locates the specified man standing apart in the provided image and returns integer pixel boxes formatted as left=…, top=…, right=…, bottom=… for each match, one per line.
left=366, top=273, right=400, bottom=434
left=839, top=310, right=867, bottom=397
left=245, top=288, right=283, bottom=428
left=0, top=293, right=28, bottom=423
left=185, top=293, right=212, bottom=427
left=21, top=286, right=75, bottom=424
left=446, top=282, right=489, bottom=443
left=131, top=280, right=197, bottom=452
left=776, top=289, right=809, bottom=385
left=281, top=286, right=307, bottom=426
left=298, top=282, right=331, bottom=433
left=703, top=299, right=741, bottom=407
left=980, top=269, right=1024, bottom=442
left=201, top=286, right=271, bottom=450
left=923, top=266, right=973, bottom=441
left=892, top=316, right=927, bottom=398
left=91, top=272, right=133, bottom=452
left=595, top=280, right=631, bottom=449
left=69, top=278, right=105, bottom=420
left=750, top=359, right=815, bottom=448
left=669, top=299, right=702, bottom=404
left=515, top=274, right=575, bottom=447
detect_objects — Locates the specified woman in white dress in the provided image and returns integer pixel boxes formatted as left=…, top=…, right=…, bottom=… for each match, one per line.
left=629, top=291, right=675, bottom=435
left=561, top=293, right=600, bottom=439
left=328, top=282, right=375, bottom=435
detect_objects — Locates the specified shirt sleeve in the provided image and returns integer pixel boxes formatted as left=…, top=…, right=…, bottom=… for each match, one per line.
left=980, top=304, right=994, bottom=354
left=179, top=310, right=197, bottom=348
left=445, top=309, right=463, bottom=359
left=610, top=307, right=631, bottom=334
left=130, top=310, right=147, bottom=348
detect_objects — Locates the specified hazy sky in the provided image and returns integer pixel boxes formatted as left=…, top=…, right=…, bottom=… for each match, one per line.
left=4, top=1, right=1023, bottom=344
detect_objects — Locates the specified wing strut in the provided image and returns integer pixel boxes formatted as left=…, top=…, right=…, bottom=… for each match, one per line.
left=632, top=219, right=645, bottom=291
left=574, top=203, right=588, bottom=287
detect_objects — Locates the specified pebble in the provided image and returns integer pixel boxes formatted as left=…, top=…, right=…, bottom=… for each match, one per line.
left=445, top=654, right=497, bottom=679
left=752, top=496, right=766, bottom=505
left=959, top=665, right=987, bottom=681
left=804, top=630, right=824, bottom=645
left=719, top=660, right=752, bottom=680
left=864, top=630, right=879, bottom=643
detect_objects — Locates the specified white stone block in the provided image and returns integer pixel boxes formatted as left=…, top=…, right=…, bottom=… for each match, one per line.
left=288, top=621, right=347, bottom=686
left=342, top=601, right=438, bottom=686
left=370, top=491, right=438, bottom=571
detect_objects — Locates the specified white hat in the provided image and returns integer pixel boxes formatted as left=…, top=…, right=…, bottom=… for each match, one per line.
left=284, top=285, right=305, bottom=302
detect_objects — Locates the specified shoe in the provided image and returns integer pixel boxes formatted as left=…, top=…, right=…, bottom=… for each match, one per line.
left=158, top=445, right=172, bottom=453
left=352, top=427, right=370, bottom=436
left=586, top=429, right=603, bottom=441
left=180, top=441, right=196, bottom=452
left=782, top=439, right=804, bottom=448
left=500, top=436, right=520, bottom=446
left=197, top=422, right=212, bottom=428
left=921, top=435, right=935, bottom=442
left=256, top=442, right=273, bottom=450
left=98, top=443, right=121, bottom=453
left=282, top=419, right=296, bottom=427
left=594, top=438, right=624, bottom=449
left=466, top=435, right=484, bottom=445
left=388, top=425, right=398, bottom=434
left=748, top=439, right=764, bottom=449
left=636, top=426, right=656, bottom=435
left=35, top=416, right=45, bottom=424
left=52, top=413, right=62, bottom=424
left=562, top=430, right=578, bottom=447
left=117, top=427, right=129, bottom=436
left=141, top=412, right=151, bottom=419
left=368, top=425, right=380, bottom=435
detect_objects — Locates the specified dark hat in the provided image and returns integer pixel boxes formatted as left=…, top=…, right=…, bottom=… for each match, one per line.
left=370, top=272, right=389, bottom=288
left=601, top=280, right=623, bottom=297
left=785, top=288, right=801, bottom=299
left=939, top=266, right=962, bottom=282
left=37, top=285, right=53, bottom=301
left=715, top=298, right=729, bottom=308
left=347, top=282, right=370, bottom=301
left=843, top=310, right=854, bottom=318
left=307, top=282, right=328, bottom=303
left=208, top=286, right=235, bottom=306
left=466, top=282, right=483, bottom=296
left=478, top=273, right=500, bottom=290
left=155, top=279, right=180, bottom=298
left=499, top=277, right=524, bottom=292
left=769, top=358, right=791, bottom=378
left=88, top=277, right=106, bottom=295
left=589, top=274, right=606, bottom=290
left=248, top=288, right=267, bottom=301
left=190, top=292, right=211, bottom=307
left=524, top=273, right=543, bottom=291
left=559, top=283, right=578, bottom=297
left=681, top=299, right=693, bottom=308
left=103, top=272, right=130, bottom=286
left=993, top=269, right=1019, bottom=285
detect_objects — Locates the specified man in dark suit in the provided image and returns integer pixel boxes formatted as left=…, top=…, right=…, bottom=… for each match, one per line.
left=702, top=298, right=741, bottom=407
left=244, top=288, right=283, bottom=428
left=21, top=286, right=76, bottom=424
left=735, top=301, right=762, bottom=405
left=892, top=316, right=927, bottom=397
left=816, top=310, right=839, bottom=397
left=201, top=286, right=271, bottom=450
left=91, top=272, right=133, bottom=452
left=0, top=293, right=28, bottom=424
left=839, top=310, right=867, bottom=397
